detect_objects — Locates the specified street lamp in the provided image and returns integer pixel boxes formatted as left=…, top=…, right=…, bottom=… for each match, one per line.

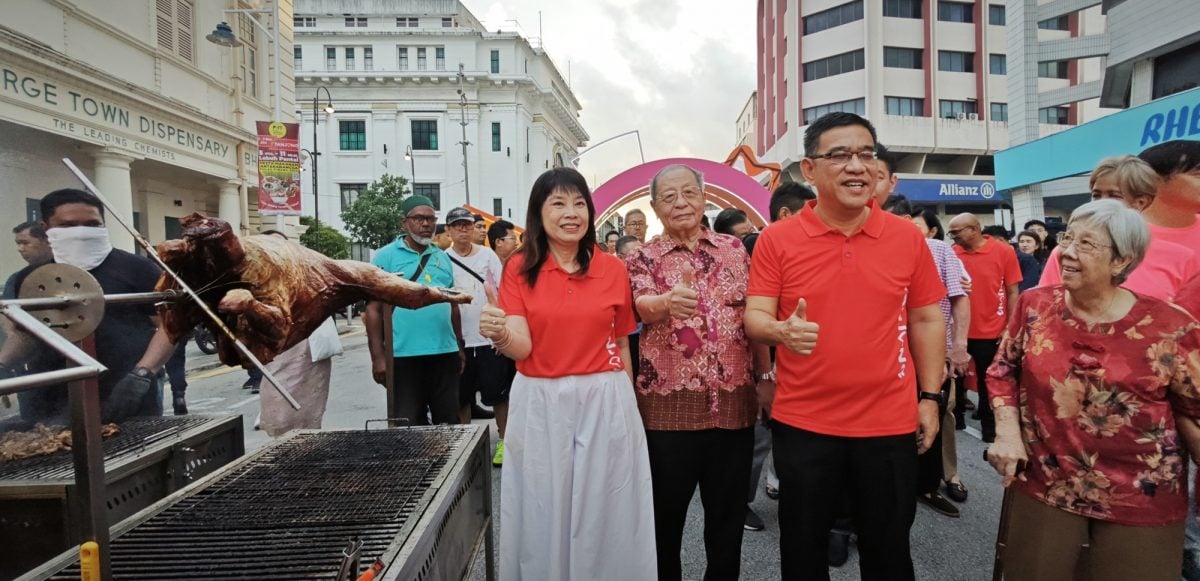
left=207, top=1, right=284, bottom=229
left=311, top=86, right=334, bottom=226
left=404, top=145, right=416, bottom=191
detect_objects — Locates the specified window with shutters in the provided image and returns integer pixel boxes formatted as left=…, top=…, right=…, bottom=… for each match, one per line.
left=435, top=47, right=445, bottom=70
left=294, top=17, right=316, bottom=28
left=364, top=47, right=373, bottom=71
left=441, top=17, right=453, bottom=28
left=294, top=46, right=302, bottom=70
left=493, top=198, right=503, bottom=217
left=490, top=50, right=500, bottom=74
left=397, top=17, right=418, bottom=27
left=326, top=47, right=336, bottom=70
left=398, top=47, right=409, bottom=70
left=345, top=47, right=355, bottom=70
left=239, top=14, right=259, bottom=98
left=156, top=0, right=195, bottom=63
left=413, top=184, right=441, bottom=209
left=417, top=47, right=427, bottom=71
left=491, top=122, right=501, bottom=151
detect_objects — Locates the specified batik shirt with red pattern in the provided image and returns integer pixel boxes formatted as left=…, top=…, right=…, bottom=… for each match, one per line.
left=987, top=286, right=1200, bottom=526
left=626, top=230, right=757, bottom=431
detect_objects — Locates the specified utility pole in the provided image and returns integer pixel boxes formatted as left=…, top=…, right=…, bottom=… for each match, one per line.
left=456, top=63, right=471, bottom=205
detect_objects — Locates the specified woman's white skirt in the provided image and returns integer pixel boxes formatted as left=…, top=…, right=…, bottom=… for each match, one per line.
left=500, top=370, right=657, bottom=580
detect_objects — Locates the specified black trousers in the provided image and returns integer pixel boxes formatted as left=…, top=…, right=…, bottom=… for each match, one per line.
left=966, top=338, right=1000, bottom=441
left=392, top=352, right=460, bottom=425
left=917, top=376, right=952, bottom=495
left=646, top=427, right=754, bottom=581
left=165, top=340, right=187, bottom=395
left=773, top=422, right=917, bottom=581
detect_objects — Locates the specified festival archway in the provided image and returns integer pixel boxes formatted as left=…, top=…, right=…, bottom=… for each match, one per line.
left=593, top=157, right=772, bottom=228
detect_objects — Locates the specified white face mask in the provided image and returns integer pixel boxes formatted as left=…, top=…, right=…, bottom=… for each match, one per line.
left=46, top=226, right=113, bottom=271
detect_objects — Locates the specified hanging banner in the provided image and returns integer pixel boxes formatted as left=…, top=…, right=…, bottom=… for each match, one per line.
left=256, top=121, right=301, bottom=215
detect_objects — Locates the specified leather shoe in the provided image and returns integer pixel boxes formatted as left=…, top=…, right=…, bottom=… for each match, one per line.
left=744, top=506, right=765, bottom=531
left=765, top=484, right=780, bottom=500
left=944, top=480, right=969, bottom=503
left=471, top=404, right=495, bottom=420
left=172, top=394, right=188, bottom=415
left=918, top=491, right=960, bottom=517
left=828, top=531, right=850, bottom=567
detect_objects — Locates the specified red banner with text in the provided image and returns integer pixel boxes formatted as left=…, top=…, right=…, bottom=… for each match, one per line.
left=256, top=121, right=301, bottom=216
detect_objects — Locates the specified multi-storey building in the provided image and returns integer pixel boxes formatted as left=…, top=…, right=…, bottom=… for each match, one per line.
left=0, top=0, right=296, bottom=277
left=755, top=0, right=1105, bottom=226
left=1003, top=0, right=1200, bottom=226
left=736, top=91, right=759, bottom=149
left=293, top=0, right=588, bottom=242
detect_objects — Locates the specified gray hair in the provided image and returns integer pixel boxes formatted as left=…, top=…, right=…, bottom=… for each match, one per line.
left=649, top=164, right=705, bottom=203
left=1067, top=199, right=1150, bottom=285
left=624, top=208, right=646, bottom=220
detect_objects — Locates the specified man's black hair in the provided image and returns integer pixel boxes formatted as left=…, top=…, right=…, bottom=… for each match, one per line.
left=1138, top=140, right=1200, bottom=178
left=712, top=208, right=750, bottom=236
left=614, top=235, right=639, bottom=255
left=40, top=189, right=105, bottom=223
left=769, top=182, right=816, bottom=222
left=435, top=224, right=446, bottom=235
left=487, top=219, right=515, bottom=248
left=472, top=213, right=485, bottom=223
left=982, top=225, right=1010, bottom=240
left=1022, top=219, right=1046, bottom=231
left=803, top=112, right=878, bottom=159
left=884, top=195, right=912, bottom=216
left=700, top=214, right=711, bottom=229
left=876, top=143, right=898, bottom=175
left=12, top=221, right=46, bottom=239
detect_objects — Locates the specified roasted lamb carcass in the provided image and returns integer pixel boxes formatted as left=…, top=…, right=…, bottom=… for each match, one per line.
left=155, top=213, right=470, bottom=367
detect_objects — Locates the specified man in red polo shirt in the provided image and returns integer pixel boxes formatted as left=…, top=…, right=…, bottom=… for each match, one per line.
left=947, top=212, right=1021, bottom=447
left=745, top=112, right=946, bottom=581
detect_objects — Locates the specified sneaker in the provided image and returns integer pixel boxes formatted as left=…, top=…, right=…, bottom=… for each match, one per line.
left=918, top=491, right=961, bottom=518
left=472, top=404, right=495, bottom=420
left=172, top=393, right=188, bottom=415
left=242, top=380, right=256, bottom=390
left=765, top=484, right=780, bottom=500
left=744, top=506, right=765, bottom=531
left=944, top=480, right=969, bottom=503
left=828, top=531, right=850, bottom=567
left=492, top=440, right=505, bottom=467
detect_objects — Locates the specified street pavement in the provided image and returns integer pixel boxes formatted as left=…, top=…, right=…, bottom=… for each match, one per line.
left=173, top=318, right=1003, bottom=581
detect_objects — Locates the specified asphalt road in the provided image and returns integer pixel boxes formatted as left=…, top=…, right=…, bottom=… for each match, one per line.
left=169, top=322, right=1004, bottom=581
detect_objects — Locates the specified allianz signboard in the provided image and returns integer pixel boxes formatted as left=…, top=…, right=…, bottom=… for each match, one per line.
left=897, top=178, right=1000, bottom=204
left=996, top=87, right=1200, bottom=191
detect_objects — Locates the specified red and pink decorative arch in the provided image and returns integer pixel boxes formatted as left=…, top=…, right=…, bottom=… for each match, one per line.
left=592, top=158, right=772, bottom=228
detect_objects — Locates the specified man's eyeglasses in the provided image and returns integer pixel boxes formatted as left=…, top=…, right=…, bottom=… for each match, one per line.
left=406, top=215, right=437, bottom=224
left=496, top=236, right=518, bottom=243
left=947, top=225, right=976, bottom=237
left=808, top=150, right=879, bottom=165
left=1058, top=232, right=1112, bottom=254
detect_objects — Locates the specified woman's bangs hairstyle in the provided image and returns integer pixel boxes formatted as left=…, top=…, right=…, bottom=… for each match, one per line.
left=519, top=167, right=597, bottom=287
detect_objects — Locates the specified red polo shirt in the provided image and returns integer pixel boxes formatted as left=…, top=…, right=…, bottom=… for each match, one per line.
left=954, top=237, right=1023, bottom=339
left=499, top=251, right=637, bottom=378
left=748, top=200, right=945, bottom=437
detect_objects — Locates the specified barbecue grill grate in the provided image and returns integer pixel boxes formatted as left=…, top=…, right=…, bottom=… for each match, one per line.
left=45, top=426, right=473, bottom=580
left=0, top=416, right=214, bottom=480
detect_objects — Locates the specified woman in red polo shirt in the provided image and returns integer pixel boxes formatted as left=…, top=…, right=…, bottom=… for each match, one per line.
left=479, top=167, right=656, bottom=580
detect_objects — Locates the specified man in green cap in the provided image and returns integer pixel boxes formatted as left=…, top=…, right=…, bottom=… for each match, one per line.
left=365, top=196, right=465, bottom=425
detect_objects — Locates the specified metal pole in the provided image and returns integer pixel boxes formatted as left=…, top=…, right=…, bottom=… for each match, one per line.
left=457, top=64, right=471, bottom=205
left=61, top=159, right=302, bottom=410
left=313, top=93, right=319, bottom=227
left=69, top=335, right=111, bottom=581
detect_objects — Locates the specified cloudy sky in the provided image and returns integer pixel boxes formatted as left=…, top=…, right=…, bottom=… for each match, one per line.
left=465, top=0, right=758, bottom=187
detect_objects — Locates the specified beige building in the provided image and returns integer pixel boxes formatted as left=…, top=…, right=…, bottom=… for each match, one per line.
left=0, top=0, right=297, bottom=279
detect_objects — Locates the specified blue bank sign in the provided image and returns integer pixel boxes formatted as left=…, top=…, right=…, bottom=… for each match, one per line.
left=995, top=87, right=1200, bottom=191
left=896, top=178, right=1001, bottom=204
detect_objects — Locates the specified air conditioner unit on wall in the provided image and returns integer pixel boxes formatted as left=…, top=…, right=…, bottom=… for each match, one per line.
left=968, top=113, right=979, bottom=120
left=955, top=113, right=967, bottom=121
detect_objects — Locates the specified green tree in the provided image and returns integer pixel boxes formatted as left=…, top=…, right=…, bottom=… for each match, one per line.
left=339, top=174, right=410, bottom=251
left=298, top=216, right=351, bottom=259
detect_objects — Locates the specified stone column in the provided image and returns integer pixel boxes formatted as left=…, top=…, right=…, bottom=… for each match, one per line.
left=216, top=179, right=243, bottom=234
left=91, top=150, right=138, bottom=251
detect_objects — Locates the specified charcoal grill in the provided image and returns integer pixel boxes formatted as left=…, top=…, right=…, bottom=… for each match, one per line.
left=0, top=415, right=244, bottom=579
left=24, top=425, right=495, bottom=580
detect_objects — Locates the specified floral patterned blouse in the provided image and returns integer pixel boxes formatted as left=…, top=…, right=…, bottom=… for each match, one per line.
left=625, top=230, right=757, bottom=431
left=987, top=286, right=1200, bottom=526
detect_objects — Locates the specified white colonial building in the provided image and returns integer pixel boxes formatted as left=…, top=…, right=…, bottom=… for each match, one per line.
left=293, top=0, right=588, bottom=240
left=0, top=0, right=298, bottom=278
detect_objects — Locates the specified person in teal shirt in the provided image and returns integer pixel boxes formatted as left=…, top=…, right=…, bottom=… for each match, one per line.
left=365, top=196, right=464, bottom=425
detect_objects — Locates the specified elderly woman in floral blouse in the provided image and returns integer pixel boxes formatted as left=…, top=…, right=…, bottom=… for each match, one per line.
left=985, top=199, right=1200, bottom=581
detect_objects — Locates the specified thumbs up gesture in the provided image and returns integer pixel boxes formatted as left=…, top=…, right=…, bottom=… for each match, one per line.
left=779, top=298, right=820, bottom=355
left=479, top=282, right=508, bottom=341
left=667, top=264, right=700, bottom=320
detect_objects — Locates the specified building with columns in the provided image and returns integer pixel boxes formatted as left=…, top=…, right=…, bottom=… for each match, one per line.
left=754, top=0, right=1106, bottom=229
left=0, top=0, right=297, bottom=278
left=293, top=0, right=588, bottom=240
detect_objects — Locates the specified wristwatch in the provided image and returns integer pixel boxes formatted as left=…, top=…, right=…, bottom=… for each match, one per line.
left=130, top=367, right=155, bottom=380
left=757, top=371, right=776, bottom=382
left=918, top=391, right=945, bottom=405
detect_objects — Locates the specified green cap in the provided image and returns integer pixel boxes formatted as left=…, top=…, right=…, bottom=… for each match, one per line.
left=401, top=195, right=435, bottom=214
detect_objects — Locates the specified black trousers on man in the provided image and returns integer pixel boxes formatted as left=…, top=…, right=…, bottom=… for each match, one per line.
left=917, top=376, right=953, bottom=495
left=391, top=352, right=460, bottom=425
left=965, top=338, right=1000, bottom=441
left=646, top=427, right=754, bottom=581
left=773, top=422, right=917, bottom=581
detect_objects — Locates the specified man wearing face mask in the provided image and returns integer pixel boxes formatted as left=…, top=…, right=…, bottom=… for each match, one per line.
left=0, top=189, right=177, bottom=422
